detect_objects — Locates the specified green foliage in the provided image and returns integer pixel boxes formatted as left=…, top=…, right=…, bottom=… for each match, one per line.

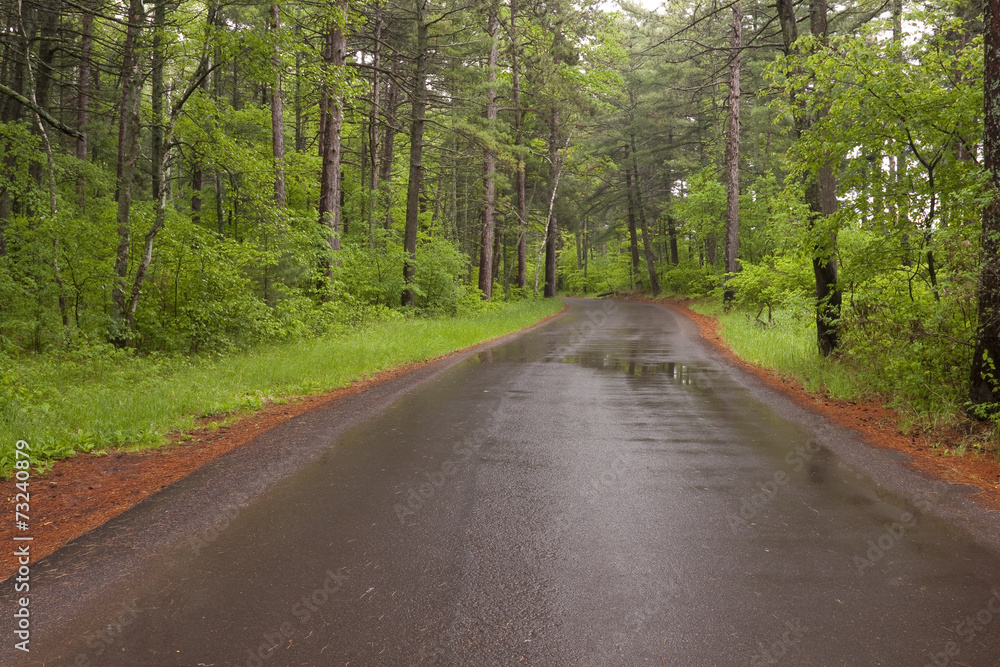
left=725, top=255, right=813, bottom=316
left=334, top=238, right=406, bottom=309
left=834, top=225, right=978, bottom=416
left=770, top=13, right=984, bottom=244
left=660, top=263, right=718, bottom=296
left=557, top=231, right=637, bottom=295
left=414, top=233, right=474, bottom=314
left=0, top=122, right=40, bottom=209
left=674, top=168, right=726, bottom=267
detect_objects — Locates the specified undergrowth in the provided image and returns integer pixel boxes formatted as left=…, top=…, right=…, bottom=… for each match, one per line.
left=687, top=299, right=976, bottom=443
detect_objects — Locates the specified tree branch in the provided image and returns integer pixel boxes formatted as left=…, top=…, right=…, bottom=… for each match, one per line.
left=0, top=82, right=83, bottom=139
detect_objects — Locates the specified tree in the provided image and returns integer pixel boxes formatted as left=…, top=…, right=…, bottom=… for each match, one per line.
left=111, top=0, right=145, bottom=343
left=723, top=1, right=741, bottom=304
left=510, top=0, right=528, bottom=288
left=319, top=1, right=348, bottom=281
left=271, top=2, right=287, bottom=209
left=776, top=0, right=842, bottom=355
left=402, top=0, right=430, bottom=307
left=478, top=0, right=499, bottom=299
left=971, top=0, right=1000, bottom=404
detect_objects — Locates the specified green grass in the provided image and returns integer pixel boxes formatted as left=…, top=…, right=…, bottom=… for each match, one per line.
left=0, top=298, right=563, bottom=474
left=688, top=300, right=866, bottom=400
left=686, top=298, right=989, bottom=447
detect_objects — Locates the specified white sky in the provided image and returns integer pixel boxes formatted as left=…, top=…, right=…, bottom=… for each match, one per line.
left=607, top=0, right=667, bottom=14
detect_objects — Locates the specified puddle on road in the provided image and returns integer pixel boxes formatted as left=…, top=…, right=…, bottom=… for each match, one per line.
left=474, top=346, right=704, bottom=385
left=559, top=354, right=697, bottom=383
left=471, top=327, right=711, bottom=385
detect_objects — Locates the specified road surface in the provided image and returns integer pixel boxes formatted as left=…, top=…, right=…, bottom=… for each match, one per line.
left=5, top=299, right=1000, bottom=666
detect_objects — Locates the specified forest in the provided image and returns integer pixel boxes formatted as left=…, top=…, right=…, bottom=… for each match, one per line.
left=2, top=0, right=1000, bottom=441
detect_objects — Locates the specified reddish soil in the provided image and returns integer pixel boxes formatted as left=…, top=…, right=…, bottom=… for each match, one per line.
left=650, top=296, right=1000, bottom=511
left=0, top=309, right=567, bottom=582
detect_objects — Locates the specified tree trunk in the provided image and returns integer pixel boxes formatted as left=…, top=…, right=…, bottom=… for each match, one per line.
left=664, top=162, right=679, bottom=265
left=809, top=173, right=842, bottom=356
left=124, top=0, right=164, bottom=335
left=380, top=68, right=400, bottom=231
left=625, top=165, right=640, bottom=287
left=492, top=216, right=503, bottom=283
left=270, top=3, right=286, bottom=209
left=778, top=0, right=842, bottom=355
left=544, top=105, right=559, bottom=298
left=126, top=200, right=166, bottom=331
left=23, top=0, right=59, bottom=192
left=200, top=2, right=219, bottom=229
left=192, top=165, right=203, bottom=224
left=1, top=5, right=33, bottom=125
left=723, top=1, right=742, bottom=304
left=367, top=0, right=382, bottom=247
left=971, top=0, right=1000, bottom=404
left=318, top=7, right=347, bottom=280
left=478, top=3, right=499, bottom=300
left=626, top=136, right=659, bottom=295
left=809, top=0, right=841, bottom=356
left=403, top=4, right=428, bottom=307
left=776, top=0, right=798, bottom=55
left=295, top=44, right=304, bottom=151
left=151, top=0, right=165, bottom=203
left=666, top=214, right=679, bottom=266
left=511, top=0, right=527, bottom=288
left=32, top=0, right=59, bottom=123
left=706, top=234, right=717, bottom=266
left=111, top=0, right=144, bottom=342
left=215, top=170, right=225, bottom=235
left=631, top=147, right=660, bottom=296
left=76, top=5, right=92, bottom=209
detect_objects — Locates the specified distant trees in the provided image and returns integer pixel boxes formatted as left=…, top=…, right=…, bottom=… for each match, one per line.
left=562, top=0, right=988, bottom=414
left=0, top=0, right=616, bottom=355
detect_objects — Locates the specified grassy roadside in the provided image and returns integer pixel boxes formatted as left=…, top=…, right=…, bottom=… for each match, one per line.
left=1, top=298, right=564, bottom=474
left=683, top=298, right=997, bottom=450
left=687, top=300, right=864, bottom=400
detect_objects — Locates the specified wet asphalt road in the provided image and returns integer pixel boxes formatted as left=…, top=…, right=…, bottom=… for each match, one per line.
left=6, top=298, right=1000, bottom=666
